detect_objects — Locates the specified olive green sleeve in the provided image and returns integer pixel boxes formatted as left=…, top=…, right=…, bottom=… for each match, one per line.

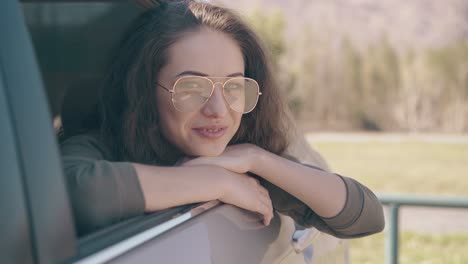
left=60, top=134, right=145, bottom=236
left=262, top=159, right=385, bottom=238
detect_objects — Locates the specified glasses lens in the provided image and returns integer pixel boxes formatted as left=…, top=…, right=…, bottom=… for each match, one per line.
left=224, top=77, right=259, bottom=113
left=173, top=76, right=213, bottom=112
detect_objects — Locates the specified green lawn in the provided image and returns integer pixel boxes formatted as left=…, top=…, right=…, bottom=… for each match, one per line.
left=309, top=138, right=468, bottom=195
left=306, top=134, right=468, bottom=263
left=349, top=232, right=468, bottom=264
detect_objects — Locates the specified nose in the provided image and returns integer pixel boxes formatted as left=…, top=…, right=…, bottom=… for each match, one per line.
left=201, top=82, right=229, bottom=118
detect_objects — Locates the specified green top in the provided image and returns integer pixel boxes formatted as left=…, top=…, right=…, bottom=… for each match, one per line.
left=61, top=133, right=384, bottom=237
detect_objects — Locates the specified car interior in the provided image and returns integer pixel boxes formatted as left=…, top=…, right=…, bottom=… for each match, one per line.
left=22, top=1, right=141, bottom=132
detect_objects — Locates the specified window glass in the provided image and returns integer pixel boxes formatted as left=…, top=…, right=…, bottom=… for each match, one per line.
left=21, top=2, right=140, bottom=122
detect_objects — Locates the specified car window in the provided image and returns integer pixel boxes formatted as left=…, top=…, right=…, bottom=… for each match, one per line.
left=22, top=1, right=141, bottom=127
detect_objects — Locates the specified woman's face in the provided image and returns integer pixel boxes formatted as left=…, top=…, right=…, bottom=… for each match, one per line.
left=156, top=27, right=244, bottom=157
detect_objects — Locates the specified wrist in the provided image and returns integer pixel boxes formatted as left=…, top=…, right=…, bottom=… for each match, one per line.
left=249, top=145, right=271, bottom=176
left=200, top=165, right=231, bottom=200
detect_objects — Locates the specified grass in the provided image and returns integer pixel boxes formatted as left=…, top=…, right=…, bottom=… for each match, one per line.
left=306, top=134, right=468, bottom=263
left=349, top=232, right=468, bottom=264
left=308, top=138, right=468, bottom=195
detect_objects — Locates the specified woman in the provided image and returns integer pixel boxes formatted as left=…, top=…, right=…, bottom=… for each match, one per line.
left=60, top=0, right=384, bottom=237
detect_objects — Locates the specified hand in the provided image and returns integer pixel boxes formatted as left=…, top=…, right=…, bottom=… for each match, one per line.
left=182, top=144, right=262, bottom=174
left=219, top=170, right=273, bottom=226
left=180, top=145, right=273, bottom=225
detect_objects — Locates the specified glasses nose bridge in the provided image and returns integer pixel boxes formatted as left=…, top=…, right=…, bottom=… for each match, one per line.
left=212, top=81, right=224, bottom=90
left=210, top=81, right=227, bottom=99
left=203, top=80, right=229, bottom=111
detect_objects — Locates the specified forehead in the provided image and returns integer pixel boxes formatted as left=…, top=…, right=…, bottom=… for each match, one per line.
left=164, top=27, right=244, bottom=77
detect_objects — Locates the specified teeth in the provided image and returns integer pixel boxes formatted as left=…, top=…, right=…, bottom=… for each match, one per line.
left=204, top=128, right=221, bottom=132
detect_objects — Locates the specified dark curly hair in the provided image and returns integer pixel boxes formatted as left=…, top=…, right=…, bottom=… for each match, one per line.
left=62, top=1, right=293, bottom=165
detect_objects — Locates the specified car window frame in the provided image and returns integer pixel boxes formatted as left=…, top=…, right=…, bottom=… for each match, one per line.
left=1, top=1, right=77, bottom=263
left=72, top=201, right=220, bottom=263
left=0, top=43, right=35, bottom=264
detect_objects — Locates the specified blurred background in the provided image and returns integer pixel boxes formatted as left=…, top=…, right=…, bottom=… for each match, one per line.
left=219, top=0, right=468, bottom=133
left=216, top=0, right=468, bottom=263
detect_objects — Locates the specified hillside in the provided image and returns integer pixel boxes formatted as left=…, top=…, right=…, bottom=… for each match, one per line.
left=216, top=0, right=468, bottom=49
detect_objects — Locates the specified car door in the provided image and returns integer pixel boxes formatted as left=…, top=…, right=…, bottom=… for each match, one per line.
left=0, top=35, right=35, bottom=264
left=1, top=0, right=348, bottom=263
left=0, top=1, right=76, bottom=263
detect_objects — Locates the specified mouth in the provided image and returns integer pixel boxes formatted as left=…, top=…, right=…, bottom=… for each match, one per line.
left=192, top=126, right=228, bottom=139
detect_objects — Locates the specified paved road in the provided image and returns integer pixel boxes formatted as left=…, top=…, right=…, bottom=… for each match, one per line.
left=383, top=206, right=468, bottom=234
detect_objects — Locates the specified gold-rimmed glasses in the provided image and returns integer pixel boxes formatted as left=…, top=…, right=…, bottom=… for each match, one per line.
left=157, top=76, right=262, bottom=114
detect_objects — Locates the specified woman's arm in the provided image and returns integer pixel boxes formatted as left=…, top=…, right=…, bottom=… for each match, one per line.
left=182, top=144, right=346, bottom=216
left=135, top=163, right=274, bottom=225
left=134, top=164, right=224, bottom=211
left=61, top=134, right=273, bottom=236
left=183, top=144, right=385, bottom=238
left=253, top=149, right=385, bottom=237
left=251, top=149, right=346, bottom=217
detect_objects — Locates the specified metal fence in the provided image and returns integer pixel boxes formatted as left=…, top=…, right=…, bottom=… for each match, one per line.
left=377, top=193, right=468, bottom=264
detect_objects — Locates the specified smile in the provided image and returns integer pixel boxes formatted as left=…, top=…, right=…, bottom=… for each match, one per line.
left=192, top=127, right=227, bottom=139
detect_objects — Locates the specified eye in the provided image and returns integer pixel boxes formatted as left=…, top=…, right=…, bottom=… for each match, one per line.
left=180, top=81, right=201, bottom=89
left=224, top=81, right=244, bottom=97
left=225, top=82, right=242, bottom=89
left=175, top=79, right=211, bottom=101
left=178, top=81, right=207, bottom=93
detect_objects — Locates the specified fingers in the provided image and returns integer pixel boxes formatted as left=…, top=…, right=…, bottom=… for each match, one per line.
left=257, top=184, right=269, bottom=196
left=221, top=172, right=274, bottom=226
left=246, top=176, right=273, bottom=225
left=248, top=177, right=260, bottom=186
left=259, top=201, right=273, bottom=226
left=256, top=185, right=273, bottom=226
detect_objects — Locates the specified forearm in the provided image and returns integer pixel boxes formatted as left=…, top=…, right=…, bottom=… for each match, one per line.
left=251, top=149, right=346, bottom=218
left=134, top=164, right=224, bottom=211
left=63, top=157, right=145, bottom=236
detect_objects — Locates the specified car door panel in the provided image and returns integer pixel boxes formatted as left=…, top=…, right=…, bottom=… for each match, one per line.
left=1, top=0, right=76, bottom=263
left=0, top=58, right=35, bottom=264
left=109, top=204, right=316, bottom=264
left=114, top=221, right=213, bottom=264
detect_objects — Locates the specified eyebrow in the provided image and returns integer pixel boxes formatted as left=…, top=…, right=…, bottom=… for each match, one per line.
left=175, top=70, right=244, bottom=78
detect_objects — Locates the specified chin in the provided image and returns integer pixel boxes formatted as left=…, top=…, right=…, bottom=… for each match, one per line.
left=192, top=144, right=226, bottom=157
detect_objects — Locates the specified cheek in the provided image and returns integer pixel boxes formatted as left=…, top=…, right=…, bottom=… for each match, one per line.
left=159, top=108, right=185, bottom=137
left=157, top=102, right=194, bottom=144
left=232, top=112, right=242, bottom=132
left=156, top=94, right=180, bottom=137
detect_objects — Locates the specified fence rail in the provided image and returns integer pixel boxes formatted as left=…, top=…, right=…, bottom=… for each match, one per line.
left=376, top=193, right=468, bottom=264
